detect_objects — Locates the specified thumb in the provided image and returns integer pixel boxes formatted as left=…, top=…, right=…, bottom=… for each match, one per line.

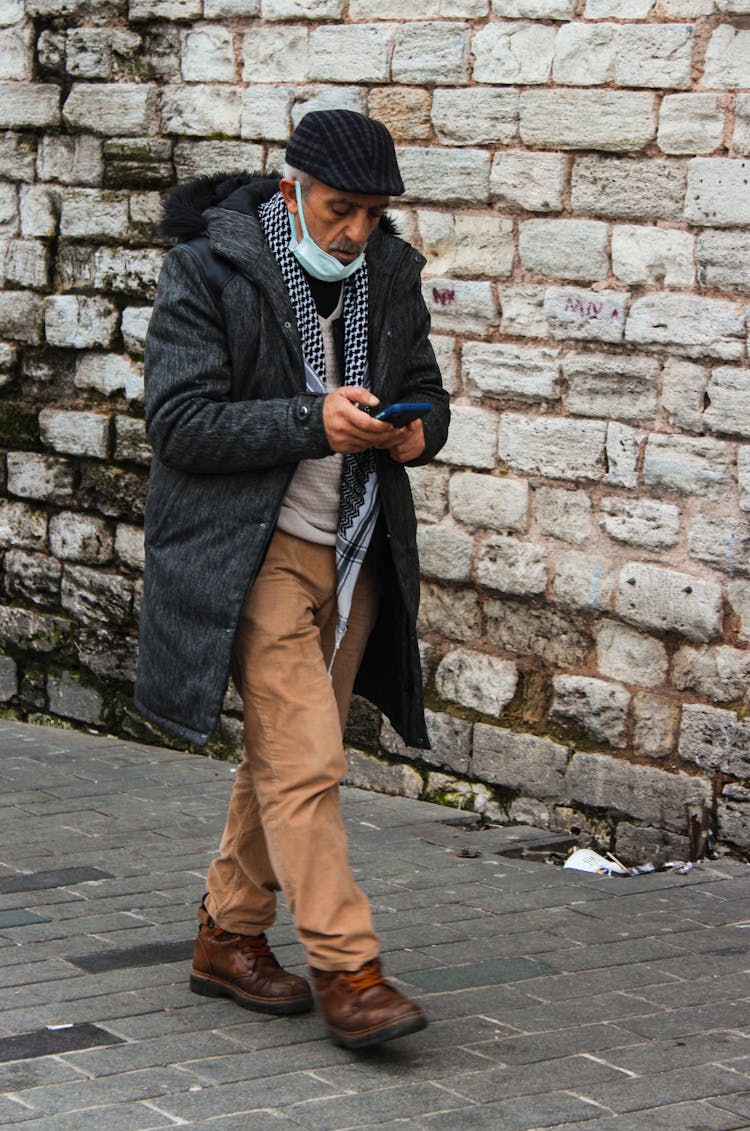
left=339, top=386, right=379, bottom=408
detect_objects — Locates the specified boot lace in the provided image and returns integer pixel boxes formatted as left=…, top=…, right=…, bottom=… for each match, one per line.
left=343, top=960, right=385, bottom=995
left=235, top=932, right=279, bottom=966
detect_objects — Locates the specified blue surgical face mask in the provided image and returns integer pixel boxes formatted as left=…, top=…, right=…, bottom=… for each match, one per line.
left=288, top=181, right=365, bottom=283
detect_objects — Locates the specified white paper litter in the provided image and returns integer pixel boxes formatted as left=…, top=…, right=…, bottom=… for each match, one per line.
left=563, top=848, right=629, bottom=875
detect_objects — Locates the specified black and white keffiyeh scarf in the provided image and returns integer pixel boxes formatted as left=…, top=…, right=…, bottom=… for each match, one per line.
left=258, top=191, right=380, bottom=664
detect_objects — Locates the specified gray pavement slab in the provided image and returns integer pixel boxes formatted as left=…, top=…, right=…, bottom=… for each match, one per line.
left=1, top=720, right=750, bottom=1131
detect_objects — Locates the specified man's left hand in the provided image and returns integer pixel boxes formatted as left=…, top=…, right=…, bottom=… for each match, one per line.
left=388, top=419, right=426, bottom=464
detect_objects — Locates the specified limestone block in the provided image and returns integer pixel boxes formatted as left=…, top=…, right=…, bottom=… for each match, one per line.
left=632, top=692, right=679, bottom=760
left=115, top=415, right=151, bottom=465
left=6, top=453, right=74, bottom=503
left=572, top=157, right=687, bottom=221
left=472, top=22, right=556, bottom=85
left=161, top=85, right=241, bottom=137
left=661, top=358, right=707, bottom=434
left=392, top=23, right=469, bottom=85
left=689, top=514, right=750, bottom=576
left=61, top=564, right=132, bottom=625
left=703, top=25, right=750, bottom=89
left=91, top=247, right=164, bottom=298
left=520, top=90, right=656, bottom=152
left=626, top=294, right=746, bottom=361
left=486, top=596, right=591, bottom=665
left=564, top=352, right=659, bottom=423
left=241, top=86, right=291, bottom=140
left=45, top=295, right=118, bottom=349
left=49, top=512, right=113, bottom=564
left=686, top=159, right=750, bottom=227
left=37, top=135, right=102, bottom=187
left=60, top=190, right=129, bottom=240
left=450, top=472, right=528, bottom=533
left=398, top=147, right=490, bottom=203
left=129, top=0, right=201, bottom=16
left=615, top=24, right=693, bottom=90
left=585, top=0, right=652, bottom=12
left=615, top=561, right=722, bottom=643
left=611, top=225, right=694, bottom=288
left=0, top=133, right=36, bottom=181
left=678, top=703, right=750, bottom=777
left=242, top=27, right=308, bottom=83
left=352, top=0, right=487, bottom=12
left=740, top=447, right=750, bottom=512
left=655, top=0, right=713, bottom=11
left=436, top=647, right=518, bottom=716
left=121, top=306, right=152, bottom=355
left=380, top=709, right=472, bottom=775
left=39, top=408, right=110, bottom=459
left=490, top=150, right=566, bottom=212
left=0, top=655, right=16, bottom=701
left=205, top=0, right=260, bottom=13
left=422, top=278, right=497, bottom=334
left=658, top=94, right=725, bottom=156
left=554, top=23, right=618, bottom=86
left=0, top=26, right=33, bottom=81
left=463, top=341, right=559, bottom=402
left=309, top=24, right=393, bottom=83
left=476, top=535, right=547, bottom=596
left=643, top=433, right=731, bottom=498
left=0, top=0, right=23, bottom=23
left=19, top=186, right=58, bottom=239
left=6, top=549, right=61, bottom=608
left=419, top=580, right=482, bottom=642
left=702, top=367, right=750, bottom=438
left=600, top=497, right=680, bottom=551
left=262, top=0, right=342, bottom=14
left=0, top=501, right=47, bottom=549
left=567, top=750, right=711, bottom=833
left=0, top=342, right=15, bottom=376
left=494, top=0, right=574, bottom=11
left=674, top=644, right=750, bottom=702
left=75, top=353, right=143, bottom=403
left=718, top=783, right=750, bottom=850
left=520, top=219, right=609, bottom=283
left=344, top=749, right=422, bottom=800
left=291, top=86, right=367, bottom=129
left=47, top=671, right=103, bottom=724
left=417, top=523, right=474, bottom=582
left=545, top=287, right=627, bottom=344
left=615, top=823, right=691, bottom=867
left=698, top=230, right=750, bottom=293
left=0, top=82, right=60, bottom=129
left=115, top=523, right=145, bottom=569
left=499, top=413, right=607, bottom=480
left=499, top=285, right=550, bottom=337
left=418, top=211, right=514, bottom=278
left=174, top=141, right=263, bottom=181
left=0, top=184, right=17, bottom=237
left=368, top=87, right=432, bottom=143
left=435, top=405, right=499, bottom=469
left=552, top=675, right=630, bottom=747
left=432, top=87, right=517, bottom=146
left=181, top=25, right=235, bottom=83
left=406, top=465, right=449, bottom=523
left=63, top=83, right=156, bottom=136
left=734, top=94, right=750, bottom=155
left=0, top=291, right=44, bottom=344
left=552, top=549, right=616, bottom=612
left=430, top=335, right=458, bottom=395
left=3, top=240, right=49, bottom=290
left=596, top=620, right=668, bottom=687
left=535, top=486, right=592, bottom=547
left=473, top=724, right=569, bottom=799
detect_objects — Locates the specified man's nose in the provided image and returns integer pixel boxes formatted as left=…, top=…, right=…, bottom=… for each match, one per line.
left=346, top=211, right=372, bottom=246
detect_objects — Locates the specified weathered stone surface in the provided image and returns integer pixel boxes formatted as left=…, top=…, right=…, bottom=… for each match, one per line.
left=6, top=548, right=61, bottom=608
left=697, top=230, right=750, bottom=293
left=490, top=150, right=566, bottom=212
left=615, top=823, right=691, bottom=868
left=626, top=294, right=747, bottom=361
left=38, top=135, right=102, bottom=187
left=486, top=597, right=591, bottom=666
left=115, top=523, right=145, bottom=569
left=343, top=748, right=422, bottom=800
left=463, top=341, right=559, bottom=402
left=161, top=85, right=242, bottom=137
left=60, top=190, right=130, bottom=240
left=477, top=535, right=547, bottom=596
left=584, top=0, right=653, bottom=15
left=0, top=654, right=16, bottom=702
left=499, top=413, right=607, bottom=481
left=600, top=497, right=680, bottom=551
left=47, top=670, right=103, bottom=724
left=0, top=132, right=36, bottom=181
left=553, top=22, right=617, bottom=86
left=499, top=285, right=550, bottom=338
left=75, top=353, right=143, bottom=402
left=494, top=0, right=575, bottom=13
left=417, top=523, right=474, bottom=583
left=61, top=563, right=133, bottom=625
left=632, top=692, right=679, bottom=761
left=435, top=405, right=498, bottom=470
left=596, top=619, right=668, bottom=687
left=658, top=94, right=725, bottom=155
left=63, top=84, right=156, bottom=136
left=0, top=605, right=72, bottom=652
left=727, top=579, right=750, bottom=641
left=432, top=87, right=517, bottom=146
left=678, top=703, right=750, bottom=777
left=381, top=709, right=473, bottom=775
left=605, top=421, right=644, bottom=487
left=121, top=306, right=152, bottom=355
left=703, top=367, right=750, bottom=438
left=49, top=512, right=113, bottom=565
left=688, top=514, right=750, bottom=576
left=20, top=186, right=58, bottom=239
left=449, top=472, right=528, bottom=533
left=520, top=89, right=656, bottom=151
left=77, top=464, right=147, bottom=520
left=399, top=147, right=490, bottom=203
left=290, top=86, right=367, bottom=128
left=174, top=141, right=263, bottom=182
left=407, top=465, right=449, bottom=523
left=612, top=225, right=694, bottom=288
left=643, top=434, right=732, bottom=498
left=181, top=24, right=235, bottom=83
left=0, top=501, right=47, bottom=550
left=552, top=675, right=630, bottom=747
left=734, top=93, right=750, bottom=155
left=392, top=22, right=469, bottom=85
left=6, top=453, right=73, bottom=504
left=545, top=287, right=627, bottom=344
left=718, top=783, right=750, bottom=850
left=242, top=26, right=309, bottom=83
left=3, top=240, right=50, bottom=290
left=429, top=335, right=458, bottom=395
left=436, top=647, right=518, bottom=716
left=472, top=22, right=556, bottom=85
left=418, top=212, right=513, bottom=278
left=661, top=358, right=708, bottom=434
left=553, top=550, right=617, bottom=613
left=45, top=295, right=119, bottom=349
left=368, top=86, right=431, bottom=143
left=422, top=278, right=497, bottom=334
left=0, top=291, right=44, bottom=344
left=674, top=644, right=750, bottom=702
left=309, top=24, right=394, bottom=83
left=567, top=750, right=711, bottom=833
left=703, top=25, right=750, bottom=89
left=685, top=159, right=750, bottom=227
left=39, top=408, right=110, bottom=460
left=535, top=487, right=592, bottom=546
left=572, top=157, right=687, bottom=221
left=520, top=220, right=609, bottom=282
left=615, top=562, right=722, bottom=643
left=419, top=581, right=482, bottom=642
left=241, top=85, right=292, bottom=140
left=564, top=352, right=659, bottom=423
left=0, top=83, right=60, bottom=129
left=473, top=724, right=569, bottom=799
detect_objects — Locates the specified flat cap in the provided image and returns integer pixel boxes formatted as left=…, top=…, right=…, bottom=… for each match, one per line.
left=286, top=109, right=405, bottom=197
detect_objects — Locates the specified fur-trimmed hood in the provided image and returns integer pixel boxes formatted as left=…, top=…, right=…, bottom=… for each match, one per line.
left=161, top=171, right=399, bottom=243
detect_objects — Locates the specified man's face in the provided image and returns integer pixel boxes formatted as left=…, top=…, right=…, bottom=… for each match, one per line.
left=280, top=176, right=390, bottom=266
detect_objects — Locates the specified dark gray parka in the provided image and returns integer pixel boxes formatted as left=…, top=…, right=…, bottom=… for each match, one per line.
left=134, top=174, right=450, bottom=748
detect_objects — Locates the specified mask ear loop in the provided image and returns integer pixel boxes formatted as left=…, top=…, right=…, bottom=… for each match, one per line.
left=293, top=180, right=310, bottom=243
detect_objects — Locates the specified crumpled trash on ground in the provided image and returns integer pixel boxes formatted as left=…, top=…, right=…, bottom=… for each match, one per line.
left=563, top=847, right=693, bottom=877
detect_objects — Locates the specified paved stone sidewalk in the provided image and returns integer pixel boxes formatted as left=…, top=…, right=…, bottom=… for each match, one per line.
left=0, top=720, right=749, bottom=1130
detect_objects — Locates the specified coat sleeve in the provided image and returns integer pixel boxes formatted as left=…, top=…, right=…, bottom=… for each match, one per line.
left=144, top=245, right=332, bottom=474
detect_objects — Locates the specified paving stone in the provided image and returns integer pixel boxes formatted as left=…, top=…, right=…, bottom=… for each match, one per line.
left=0, top=1022, right=123, bottom=1063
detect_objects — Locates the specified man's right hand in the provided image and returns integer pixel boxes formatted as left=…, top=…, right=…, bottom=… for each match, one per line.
left=322, top=387, right=407, bottom=454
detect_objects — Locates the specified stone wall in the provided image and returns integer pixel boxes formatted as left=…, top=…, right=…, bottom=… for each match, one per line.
left=1, top=0, right=750, bottom=862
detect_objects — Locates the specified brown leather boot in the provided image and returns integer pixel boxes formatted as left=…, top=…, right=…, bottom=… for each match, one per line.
left=311, top=958, right=427, bottom=1049
left=190, top=905, right=313, bottom=1015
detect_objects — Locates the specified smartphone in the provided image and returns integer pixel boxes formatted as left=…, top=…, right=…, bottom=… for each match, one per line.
left=373, top=402, right=432, bottom=427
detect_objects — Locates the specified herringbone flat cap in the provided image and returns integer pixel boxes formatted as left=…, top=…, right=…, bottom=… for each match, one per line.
left=286, top=109, right=405, bottom=197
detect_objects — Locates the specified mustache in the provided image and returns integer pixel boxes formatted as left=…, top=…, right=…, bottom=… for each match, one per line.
left=328, top=238, right=364, bottom=256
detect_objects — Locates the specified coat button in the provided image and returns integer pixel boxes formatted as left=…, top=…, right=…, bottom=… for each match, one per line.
left=299, top=404, right=309, bottom=418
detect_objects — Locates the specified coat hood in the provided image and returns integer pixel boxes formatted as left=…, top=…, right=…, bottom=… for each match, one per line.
left=161, top=171, right=399, bottom=243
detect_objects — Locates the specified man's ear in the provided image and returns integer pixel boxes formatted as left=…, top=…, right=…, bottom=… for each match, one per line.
left=279, top=178, right=298, bottom=215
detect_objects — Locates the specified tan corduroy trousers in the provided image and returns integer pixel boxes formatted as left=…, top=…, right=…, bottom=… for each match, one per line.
left=204, top=529, right=381, bottom=971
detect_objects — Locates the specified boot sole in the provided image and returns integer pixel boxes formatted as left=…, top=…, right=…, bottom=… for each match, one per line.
left=326, top=1010, right=427, bottom=1050
left=190, top=971, right=314, bottom=1015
